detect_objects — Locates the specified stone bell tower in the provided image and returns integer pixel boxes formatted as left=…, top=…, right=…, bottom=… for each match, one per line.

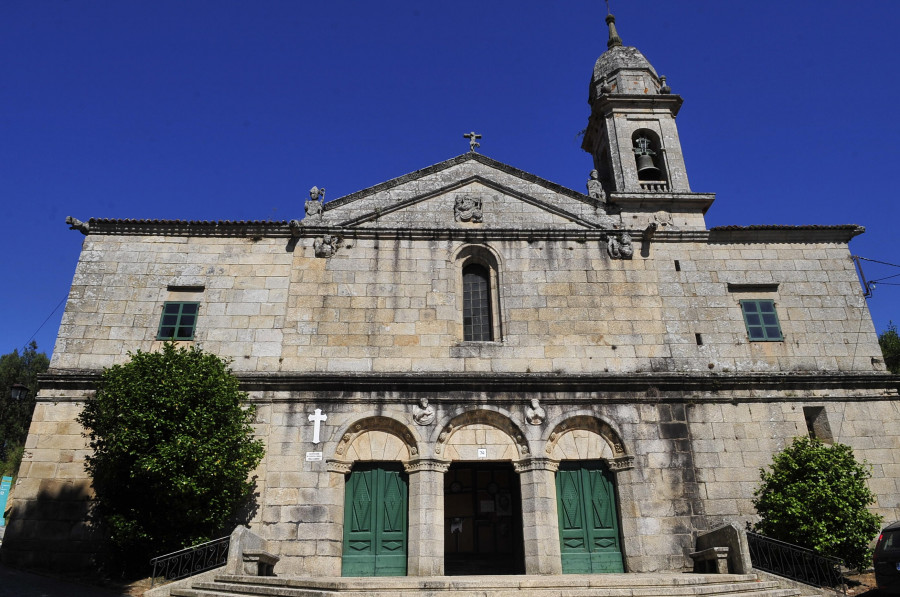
left=581, top=14, right=692, bottom=196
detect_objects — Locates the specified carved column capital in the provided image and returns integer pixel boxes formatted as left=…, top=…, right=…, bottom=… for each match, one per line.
left=325, top=459, right=352, bottom=474
left=513, top=457, right=559, bottom=474
left=403, top=458, right=451, bottom=474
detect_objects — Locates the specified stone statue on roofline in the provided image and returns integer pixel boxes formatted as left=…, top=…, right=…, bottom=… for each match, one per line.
left=305, top=186, right=325, bottom=222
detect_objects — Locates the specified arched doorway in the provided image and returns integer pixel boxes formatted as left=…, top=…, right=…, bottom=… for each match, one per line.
left=334, top=419, right=418, bottom=577
left=436, top=412, right=528, bottom=575
left=546, top=416, right=632, bottom=574
left=444, top=462, right=524, bottom=575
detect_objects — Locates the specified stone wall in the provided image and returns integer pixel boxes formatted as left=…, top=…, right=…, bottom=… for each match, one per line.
left=1, top=392, right=93, bottom=570
left=5, top=384, right=899, bottom=574
left=48, top=232, right=884, bottom=376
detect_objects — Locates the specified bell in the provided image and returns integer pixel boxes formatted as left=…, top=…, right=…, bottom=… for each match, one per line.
left=636, top=153, right=661, bottom=180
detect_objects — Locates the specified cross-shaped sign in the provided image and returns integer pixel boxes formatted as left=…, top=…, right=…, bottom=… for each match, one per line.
left=308, top=408, right=327, bottom=444
left=463, top=131, right=482, bottom=152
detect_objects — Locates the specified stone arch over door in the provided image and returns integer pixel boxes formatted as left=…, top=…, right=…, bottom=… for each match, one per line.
left=332, top=416, right=419, bottom=464
left=434, top=408, right=528, bottom=462
left=545, top=415, right=632, bottom=469
left=545, top=415, right=633, bottom=574
left=329, top=417, right=420, bottom=578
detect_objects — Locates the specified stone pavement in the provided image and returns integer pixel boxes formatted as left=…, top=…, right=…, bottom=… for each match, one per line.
left=0, top=562, right=135, bottom=597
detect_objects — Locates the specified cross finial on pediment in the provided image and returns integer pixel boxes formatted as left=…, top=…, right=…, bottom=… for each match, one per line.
left=463, top=131, right=482, bottom=153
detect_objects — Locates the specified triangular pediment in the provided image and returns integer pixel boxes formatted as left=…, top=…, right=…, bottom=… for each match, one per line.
left=316, top=153, right=615, bottom=230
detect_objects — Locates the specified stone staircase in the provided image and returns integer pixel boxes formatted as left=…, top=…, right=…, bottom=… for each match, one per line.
left=170, top=573, right=806, bottom=597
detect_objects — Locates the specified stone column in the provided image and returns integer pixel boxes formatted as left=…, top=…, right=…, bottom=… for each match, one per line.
left=323, top=459, right=352, bottom=576
left=515, top=457, right=562, bottom=575
left=404, top=458, right=450, bottom=576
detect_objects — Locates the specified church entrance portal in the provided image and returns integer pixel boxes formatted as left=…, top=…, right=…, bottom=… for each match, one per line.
left=444, top=462, right=525, bottom=575
left=341, top=464, right=408, bottom=577
left=556, top=461, right=624, bottom=573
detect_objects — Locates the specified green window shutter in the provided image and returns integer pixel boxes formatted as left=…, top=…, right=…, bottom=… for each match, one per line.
left=157, top=302, right=200, bottom=340
left=740, top=299, right=783, bottom=341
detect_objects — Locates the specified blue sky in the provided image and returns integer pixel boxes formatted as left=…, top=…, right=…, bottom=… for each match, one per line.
left=2, top=1, right=899, bottom=359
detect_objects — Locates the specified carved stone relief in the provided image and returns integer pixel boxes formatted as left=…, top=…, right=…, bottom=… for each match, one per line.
left=313, top=234, right=340, bottom=258
left=525, top=399, right=546, bottom=426
left=412, top=398, right=436, bottom=426
left=607, top=232, right=634, bottom=260
left=454, top=195, right=483, bottom=223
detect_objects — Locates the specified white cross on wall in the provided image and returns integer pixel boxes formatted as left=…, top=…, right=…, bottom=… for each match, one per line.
left=308, top=408, right=327, bottom=444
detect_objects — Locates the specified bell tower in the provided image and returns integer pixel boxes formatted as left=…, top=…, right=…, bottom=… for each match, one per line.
left=581, top=14, right=692, bottom=196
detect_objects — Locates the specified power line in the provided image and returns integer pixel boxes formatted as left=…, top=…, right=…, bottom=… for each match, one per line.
left=25, top=293, right=68, bottom=349
left=856, top=256, right=900, bottom=268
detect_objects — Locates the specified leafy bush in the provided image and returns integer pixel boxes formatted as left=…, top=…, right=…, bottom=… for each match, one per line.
left=0, top=341, right=49, bottom=478
left=77, top=343, right=265, bottom=575
left=879, top=321, right=900, bottom=374
left=753, top=436, right=882, bottom=571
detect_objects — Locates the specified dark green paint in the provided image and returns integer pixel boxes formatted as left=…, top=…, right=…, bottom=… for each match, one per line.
left=342, top=466, right=408, bottom=576
left=556, top=462, right=624, bottom=573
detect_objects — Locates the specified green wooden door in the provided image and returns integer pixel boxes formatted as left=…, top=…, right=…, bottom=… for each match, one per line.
left=342, top=466, right=408, bottom=576
left=556, top=462, right=624, bottom=573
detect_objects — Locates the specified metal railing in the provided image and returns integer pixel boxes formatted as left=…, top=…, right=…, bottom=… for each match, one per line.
left=149, top=535, right=230, bottom=586
left=746, top=530, right=845, bottom=594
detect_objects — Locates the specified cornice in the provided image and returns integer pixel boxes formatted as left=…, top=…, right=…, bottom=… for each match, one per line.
left=608, top=192, right=716, bottom=215
left=590, top=93, right=684, bottom=117
left=709, top=225, right=865, bottom=244
left=39, top=369, right=898, bottom=400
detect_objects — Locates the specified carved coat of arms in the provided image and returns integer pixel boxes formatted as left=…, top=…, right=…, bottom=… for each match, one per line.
left=454, top=195, right=483, bottom=223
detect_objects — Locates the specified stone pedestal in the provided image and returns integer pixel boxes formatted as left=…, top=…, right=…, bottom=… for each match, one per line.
left=404, top=458, right=449, bottom=576
left=515, top=457, right=562, bottom=575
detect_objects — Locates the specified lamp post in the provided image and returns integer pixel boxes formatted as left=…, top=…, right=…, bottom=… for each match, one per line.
left=10, top=384, right=27, bottom=401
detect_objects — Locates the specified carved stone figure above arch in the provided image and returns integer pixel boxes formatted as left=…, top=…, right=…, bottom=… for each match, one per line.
left=434, top=408, right=528, bottom=461
left=545, top=415, right=631, bottom=469
left=332, top=416, right=419, bottom=463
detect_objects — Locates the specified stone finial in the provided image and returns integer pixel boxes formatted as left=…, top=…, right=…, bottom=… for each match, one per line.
left=463, top=131, right=482, bottom=153
left=599, top=75, right=612, bottom=95
left=412, top=398, right=436, bottom=426
left=65, top=216, right=90, bottom=235
left=660, top=75, right=671, bottom=94
left=606, top=14, right=623, bottom=49
left=525, top=399, right=546, bottom=426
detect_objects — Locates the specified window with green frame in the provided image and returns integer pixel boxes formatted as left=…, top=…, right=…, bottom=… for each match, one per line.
left=740, top=299, right=783, bottom=341
left=157, top=302, right=199, bottom=340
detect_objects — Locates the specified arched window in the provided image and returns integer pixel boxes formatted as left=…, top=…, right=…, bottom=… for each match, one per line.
left=632, top=129, right=667, bottom=188
left=463, top=264, right=493, bottom=341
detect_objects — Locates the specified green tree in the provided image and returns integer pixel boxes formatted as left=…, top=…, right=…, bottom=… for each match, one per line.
left=77, top=343, right=265, bottom=575
left=753, top=436, right=882, bottom=571
left=879, top=321, right=900, bottom=374
left=0, top=342, right=50, bottom=478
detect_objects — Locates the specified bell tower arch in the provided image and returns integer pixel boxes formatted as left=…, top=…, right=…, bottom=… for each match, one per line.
left=581, top=13, right=691, bottom=194
left=580, top=12, right=714, bottom=229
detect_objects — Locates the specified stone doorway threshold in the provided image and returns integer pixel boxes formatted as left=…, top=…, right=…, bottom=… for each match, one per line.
left=171, top=572, right=802, bottom=597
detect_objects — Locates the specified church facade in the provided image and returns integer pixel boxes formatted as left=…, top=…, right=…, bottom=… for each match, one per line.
left=4, top=15, right=898, bottom=576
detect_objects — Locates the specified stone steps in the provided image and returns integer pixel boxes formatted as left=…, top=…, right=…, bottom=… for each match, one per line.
left=170, top=573, right=805, bottom=597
